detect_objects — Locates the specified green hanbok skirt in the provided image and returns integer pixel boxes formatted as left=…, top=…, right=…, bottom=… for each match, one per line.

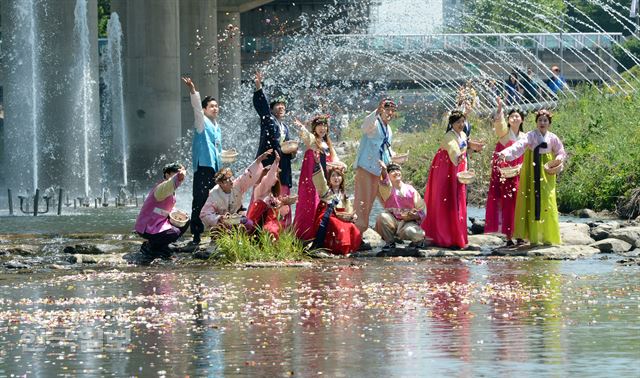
left=513, top=151, right=561, bottom=245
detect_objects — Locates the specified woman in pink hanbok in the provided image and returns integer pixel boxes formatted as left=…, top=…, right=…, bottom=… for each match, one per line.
left=484, top=97, right=526, bottom=246
left=292, top=115, right=344, bottom=241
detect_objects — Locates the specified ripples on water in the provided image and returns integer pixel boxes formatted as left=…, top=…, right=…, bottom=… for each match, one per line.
left=0, top=258, right=638, bottom=376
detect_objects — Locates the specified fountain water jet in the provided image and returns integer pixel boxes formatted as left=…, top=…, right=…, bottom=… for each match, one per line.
left=103, top=12, right=128, bottom=187
left=72, top=0, right=99, bottom=198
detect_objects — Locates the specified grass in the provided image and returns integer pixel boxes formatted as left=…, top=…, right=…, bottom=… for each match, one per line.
left=209, top=227, right=309, bottom=264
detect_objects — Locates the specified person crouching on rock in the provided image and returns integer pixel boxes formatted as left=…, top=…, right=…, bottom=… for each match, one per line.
left=375, top=161, right=425, bottom=252
left=200, top=149, right=274, bottom=234
left=134, top=162, right=189, bottom=260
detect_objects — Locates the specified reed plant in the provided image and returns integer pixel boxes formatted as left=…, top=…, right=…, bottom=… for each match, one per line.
left=210, top=227, right=308, bottom=264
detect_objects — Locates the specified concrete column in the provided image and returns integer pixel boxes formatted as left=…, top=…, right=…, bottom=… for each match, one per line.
left=217, top=11, right=242, bottom=104
left=112, top=0, right=182, bottom=183
left=180, top=0, right=218, bottom=137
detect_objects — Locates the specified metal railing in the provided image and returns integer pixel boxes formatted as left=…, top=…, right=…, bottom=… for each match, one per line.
left=242, top=32, right=623, bottom=53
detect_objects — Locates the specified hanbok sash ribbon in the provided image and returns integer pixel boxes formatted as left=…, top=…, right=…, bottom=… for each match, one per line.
left=533, top=142, right=548, bottom=220
left=378, top=116, right=391, bottom=161
left=311, top=198, right=339, bottom=250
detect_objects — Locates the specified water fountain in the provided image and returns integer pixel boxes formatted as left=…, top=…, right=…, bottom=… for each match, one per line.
left=72, top=0, right=100, bottom=200
left=102, top=12, right=128, bottom=187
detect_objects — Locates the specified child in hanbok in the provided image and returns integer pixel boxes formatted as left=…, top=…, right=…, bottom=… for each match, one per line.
left=292, top=115, right=344, bottom=241
left=485, top=97, right=526, bottom=246
left=498, top=109, right=567, bottom=245
left=421, top=110, right=469, bottom=249
left=311, top=162, right=361, bottom=255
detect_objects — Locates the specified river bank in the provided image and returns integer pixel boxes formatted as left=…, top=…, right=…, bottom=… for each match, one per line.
left=1, top=214, right=639, bottom=273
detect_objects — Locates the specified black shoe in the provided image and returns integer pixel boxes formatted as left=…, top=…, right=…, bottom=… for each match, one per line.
left=358, top=241, right=372, bottom=251
left=156, top=246, right=173, bottom=260
left=190, top=235, right=201, bottom=245
left=505, top=240, right=515, bottom=247
left=516, top=239, right=526, bottom=246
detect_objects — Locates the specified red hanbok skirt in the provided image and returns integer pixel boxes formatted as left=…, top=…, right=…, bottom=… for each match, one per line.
left=312, top=202, right=362, bottom=255
left=247, top=200, right=283, bottom=239
left=293, top=149, right=332, bottom=240
left=484, top=140, right=524, bottom=239
left=421, top=149, right=468, bottom=248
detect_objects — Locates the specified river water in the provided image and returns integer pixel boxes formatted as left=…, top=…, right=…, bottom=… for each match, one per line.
left=0, top=205, right=637, bottom=376
left=0, top=257, right=638, bottom=376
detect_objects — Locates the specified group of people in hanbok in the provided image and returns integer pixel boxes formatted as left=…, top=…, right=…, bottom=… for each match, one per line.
left=134, top=72, right=567, bottom=262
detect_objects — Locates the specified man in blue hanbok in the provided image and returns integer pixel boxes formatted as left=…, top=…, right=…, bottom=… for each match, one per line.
left=182, top=77, right=223, bottom=245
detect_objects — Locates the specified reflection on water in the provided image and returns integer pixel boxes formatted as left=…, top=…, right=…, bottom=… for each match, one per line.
left=0, top=259, right=638, bottom=376
left=0, top=204, right=589, bottom=236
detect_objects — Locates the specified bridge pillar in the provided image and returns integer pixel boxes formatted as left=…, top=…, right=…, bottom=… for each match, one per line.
left=111, top=0, right=182, bottom=181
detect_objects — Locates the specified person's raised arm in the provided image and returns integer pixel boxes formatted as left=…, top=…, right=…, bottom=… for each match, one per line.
left=182, top=76, right=205, bottom=133
left=253, top=71, right=270, bottom=118
left=235, top=149, right=272, bottom=194
left=253, top=153, right=280, bottom=200
left=493, top=96, right=508, bottom=139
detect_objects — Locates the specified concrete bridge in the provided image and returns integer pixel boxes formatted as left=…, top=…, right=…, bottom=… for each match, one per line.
left=241, top=32, right=624, bottom=83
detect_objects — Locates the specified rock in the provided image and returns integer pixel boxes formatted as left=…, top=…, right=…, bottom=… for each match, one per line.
left=362, top=228, right=384, bottom=248
left=60, top=254, right=78, bottom=264
left=617, top=257, right=640, bottom=266
left=559, top=223, right=594, bottom=245
left=468, top=234, right=504, bottom=247
left=64, top=243, right=121, bottom=255
left=243, top=261, right=313, bottom=268
left=74, top=254, right=97, bottom=264
left=4, top=260, right=31, bottom=269
left=590, top=238, right=633, bottom=254
left=50, top=264, right=71, bottom=270
left=469, top=217, right=485, bottom=235
left=576, top=208, right=598, bottom=218
left=0, top=245, right=40, bottom=256
left=494, top=245, right=599, bottom=259
left=590, top=221, right=621, bottom=241
left=609, top=226, right=640, bottom=248
left=417, top=248, right=484, bottom=257
left=193, top=250, right=212, bottom=260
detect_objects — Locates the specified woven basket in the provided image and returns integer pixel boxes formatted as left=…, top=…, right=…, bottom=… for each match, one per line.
left=281, top=140, right=299, bottom=154
left=544, top=160, right=563, bottom=175
left=221, top=149, right=238, bottom=163
left=457, top=169, right=476, bottom=184
left=499, top=164, right=522, bottom=179
left=391, top=152, right=409, bottom=164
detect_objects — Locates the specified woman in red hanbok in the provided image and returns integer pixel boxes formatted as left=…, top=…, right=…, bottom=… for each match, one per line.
left=484, top=97, right=526, bottom=246
left=247, top=152, right=297, bottom=240
left=310, top=163, right=361, bottom=255
left=421, top=110, right=469, bottom=249
left=292, top=115, right=344, bottom=241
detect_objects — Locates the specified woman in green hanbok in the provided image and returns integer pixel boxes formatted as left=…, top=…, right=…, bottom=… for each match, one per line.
left=498, top=109, right=567, bottom=245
